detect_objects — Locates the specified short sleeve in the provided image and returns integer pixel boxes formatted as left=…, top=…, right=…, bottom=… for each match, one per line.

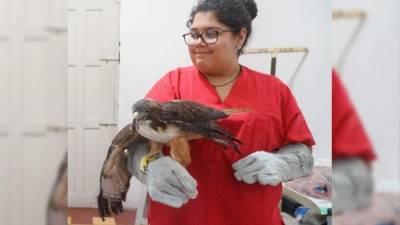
left=332, top=70, right=376, bottom=162
left=145, top=70, right=180, bottom=102
left=280, top=83, right=315, bottom=147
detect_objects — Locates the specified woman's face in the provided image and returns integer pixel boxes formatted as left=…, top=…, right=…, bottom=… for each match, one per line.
left=188, top=11, right=244, bottom=75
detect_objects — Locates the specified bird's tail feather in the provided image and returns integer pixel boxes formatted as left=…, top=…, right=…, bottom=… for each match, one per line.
left=211, top=138, right=242, bottom=154
left=97, top=189, right=125, bottom=220
left=203, top=124, right=243, bottom=154
left=97, top=190, right=110, bottom=219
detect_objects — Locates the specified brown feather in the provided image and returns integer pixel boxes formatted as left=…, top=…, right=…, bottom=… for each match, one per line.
left=97, top=123, right=148, bottom=220
left=170, top=136, right=192, bottom=166
left=161, top=100, right=229, bottom=122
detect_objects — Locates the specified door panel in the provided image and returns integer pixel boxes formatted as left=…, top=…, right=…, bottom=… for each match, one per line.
left=68, top=0, right=120, bottom=207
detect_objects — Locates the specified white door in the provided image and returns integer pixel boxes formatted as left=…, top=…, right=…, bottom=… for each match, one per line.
left=68, top=0, right=120, bottom=207
left=0, top=0, right=67, bottom=224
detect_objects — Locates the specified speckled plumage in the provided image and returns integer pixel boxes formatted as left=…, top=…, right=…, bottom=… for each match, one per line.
left=98, top=99, right=243, bottom=220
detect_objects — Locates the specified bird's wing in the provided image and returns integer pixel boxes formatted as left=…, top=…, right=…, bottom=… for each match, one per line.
left=160, top=100, right=244, bottom=152
left=167, top=120, right=242, bottom=154
left=97, top=123, right=148, bottom=219
left=160, top=100, right=228, bottom=123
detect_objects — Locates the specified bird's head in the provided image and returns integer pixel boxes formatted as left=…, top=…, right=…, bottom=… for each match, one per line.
left=131, top=99, right=159, bottom=130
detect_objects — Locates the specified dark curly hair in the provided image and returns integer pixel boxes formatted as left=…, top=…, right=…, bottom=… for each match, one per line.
left=187, top=0, right=258, bottom=55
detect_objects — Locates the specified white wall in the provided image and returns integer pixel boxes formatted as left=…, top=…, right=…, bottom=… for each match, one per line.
left=0, top=0, right=67, bottom=223
left=238, top=1, right=332, bottom=163
left=332, top=0, right=400, bottom=192
left=120, top=0, right=332, bottom=207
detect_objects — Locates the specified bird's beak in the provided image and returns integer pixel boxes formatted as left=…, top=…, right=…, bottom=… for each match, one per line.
left=132, top=112, right=138, bottom=130
left=132, top=112, right=138, bottom=120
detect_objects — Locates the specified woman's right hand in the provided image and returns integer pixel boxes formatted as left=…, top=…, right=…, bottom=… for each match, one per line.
left=145, top=156, right=198, bottom=208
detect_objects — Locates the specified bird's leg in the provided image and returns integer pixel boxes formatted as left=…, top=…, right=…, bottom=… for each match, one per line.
left=140, top=141, right=162, bottom=172
left=170, top=136, right=191, bottom=167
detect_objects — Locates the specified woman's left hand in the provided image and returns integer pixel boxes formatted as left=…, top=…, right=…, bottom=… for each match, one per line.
left=232, top=144, right=314, bottom=185
left=232, top=151, right=292, bottom=185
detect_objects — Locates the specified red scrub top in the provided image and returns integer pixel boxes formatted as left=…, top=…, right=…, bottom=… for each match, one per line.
left=332, top=69, right=376, bottom=162
left=145, top=65, right=315, bottom=225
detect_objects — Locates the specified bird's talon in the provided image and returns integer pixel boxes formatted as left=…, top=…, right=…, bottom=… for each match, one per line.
left=140, top=153, right=162, bottom=173
left=140, top=157, right=149, bottom=173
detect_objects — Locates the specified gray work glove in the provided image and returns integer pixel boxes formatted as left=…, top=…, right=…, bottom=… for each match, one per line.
left=332, top=158, right=374, bottom=215
left=127, top=145, right=198, bottom=208
left=232, top=144, right=314, bottom=185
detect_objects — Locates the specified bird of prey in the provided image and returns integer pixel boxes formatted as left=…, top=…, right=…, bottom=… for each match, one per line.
left=98, top=99, right=244, bottom=219
left=132, top=99, right=243, bottom=169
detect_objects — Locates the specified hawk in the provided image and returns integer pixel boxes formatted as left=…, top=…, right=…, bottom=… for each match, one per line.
left=98, top=99, right=244, bottom=219
left=132, top=99, right=243, bottom=168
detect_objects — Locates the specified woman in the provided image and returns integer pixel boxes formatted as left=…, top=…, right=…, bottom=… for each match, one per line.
left=128, top=0, right=315, bottom=224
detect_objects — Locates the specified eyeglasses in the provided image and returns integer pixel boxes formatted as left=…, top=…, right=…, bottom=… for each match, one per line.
left=182, top=29, right=235, bottom=45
